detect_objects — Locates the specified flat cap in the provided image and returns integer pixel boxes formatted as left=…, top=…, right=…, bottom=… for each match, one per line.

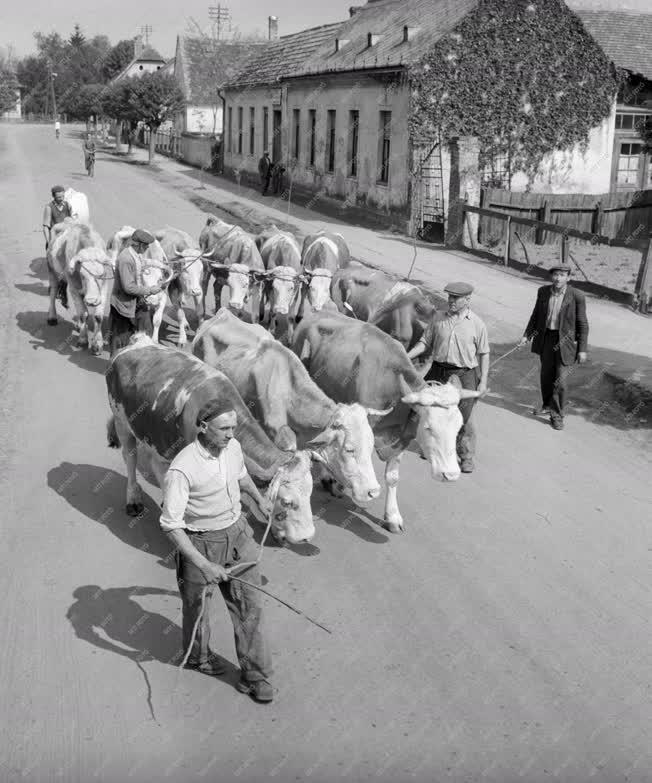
left=51, top=184, right=65, bottom=194
left=549, top=263, right=572, bottom=274
left=444, top=281, right=474, bottom=296
left=131, top=228, right=155, bottom=245
left=196, top=398, right=236, bottom=427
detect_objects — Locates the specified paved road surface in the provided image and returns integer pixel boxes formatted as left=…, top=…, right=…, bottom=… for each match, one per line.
left=1, top=124, right=651, bottom=783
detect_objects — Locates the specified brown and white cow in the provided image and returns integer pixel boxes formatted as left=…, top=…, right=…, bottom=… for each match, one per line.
left=47, top=221, right=114, bottom=354
left=192, top=309, right=382, bottom=507
left=257, top=229, right=303, bottom=341
left=299, top=230, right=351, bottom=318
left=292, top=312, right=482, bottom=533
left=331, top=265, right=434, bottom=350
left=199, top=216, right=266, bottom=322
left=106, top=335, right=315, bottom=544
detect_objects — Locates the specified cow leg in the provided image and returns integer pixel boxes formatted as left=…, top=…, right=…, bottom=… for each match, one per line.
left=150, top=297, right=165, bottom=344
left=200, top=268, right=211, bottom=319
left=383, top=453, right=404, bottom=533
left=213, top=278, right=226, bottom=315
left=89, top=314, right=103, bottom=355
left=47, top=264, right=59, bottom=325
left=114, top=413, right=144, bottom=517
left=177, top=304, right=189, bottom=348
left=69, top=287, right=88, bottom=347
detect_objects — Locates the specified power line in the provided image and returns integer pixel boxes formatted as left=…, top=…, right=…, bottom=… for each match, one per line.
left=208, top=5, right=231, bottom=40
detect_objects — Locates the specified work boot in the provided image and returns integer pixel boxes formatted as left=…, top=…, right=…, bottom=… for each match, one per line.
left=551, top=417, right=564, bottom=431
left=236, top=678, right=274, bottom=703
left=184, top=655, right=227, bottom=676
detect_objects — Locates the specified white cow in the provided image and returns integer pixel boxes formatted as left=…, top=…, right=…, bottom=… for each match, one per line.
left=64, top=188, right=90, bottom=224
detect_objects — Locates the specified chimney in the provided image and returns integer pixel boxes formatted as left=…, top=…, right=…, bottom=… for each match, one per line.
left=367, top=32, right=382, bottom=47
left=133, top=34, right=144, bottom=59
left=403, top=25, right=420, bottom=42
left=268, top=16, right=279, bottom=40
left=335, top=38, right=350, bottom=52
left=349, top=5, right=363, bottom=16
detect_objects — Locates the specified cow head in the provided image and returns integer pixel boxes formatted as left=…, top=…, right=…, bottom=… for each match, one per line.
left=268, top=451, right=315, bottom=544
left=107, top=226, right=136, bottom=262
left=69, top=248, right=114, bottom=354
left=268, top=265, right=300, bottom=316
left=400, top=375, right=480, bottom=481
left=170, top=246, right=205, bottom=298
left=307, top=403, right=381, bottom=506
left=304, top=268, right=334, bottom=312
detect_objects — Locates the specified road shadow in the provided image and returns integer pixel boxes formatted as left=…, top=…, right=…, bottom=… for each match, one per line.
left=14, top=281, right=49, bottom=297
left=485, top=341, right=652, bottom=431
left=311, top=488, right=390, bottom=544
left=15, top=310, right=109, bottom=376
left=66, top=585, right=241, bottom=690
left=48, top=462, right=176, bottom=569
left=28, top=256, right=49, bottom=282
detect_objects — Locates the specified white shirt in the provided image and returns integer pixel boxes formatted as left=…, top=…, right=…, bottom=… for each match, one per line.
left=160, top=439, right=248, bottom=532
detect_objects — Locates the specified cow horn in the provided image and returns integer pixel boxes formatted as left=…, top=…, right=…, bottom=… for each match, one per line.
left=398, top=374, right=414, bottom=398
left=202, top=246, right=218, bottom=258
left=174, top=243, right=185, bottom=256
left=458, top=388, right=482, bottom=400
left=365, top=406, right=394, bottom=417
left=209, top=261, right=228, bottom=270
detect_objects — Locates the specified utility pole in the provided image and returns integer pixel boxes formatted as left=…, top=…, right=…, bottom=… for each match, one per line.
left=48, top=61, right=58, bottom=121
left=140, top=25, right=153, bottom=46
left=208, top=5, right=231, bottom=40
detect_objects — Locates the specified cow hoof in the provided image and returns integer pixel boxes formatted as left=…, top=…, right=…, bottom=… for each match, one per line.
left=126, top=502, right=145, bottom=517
left=47, top=318, right=58, bottom=326
left=77, top=339, right=89, bottom=348
left=384, top=519, right=404, bottom=534
left=91, top=345, right=102, bottom=356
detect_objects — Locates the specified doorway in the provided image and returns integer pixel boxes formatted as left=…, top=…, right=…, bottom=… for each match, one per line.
left=272, top=110, right=282, bottom=165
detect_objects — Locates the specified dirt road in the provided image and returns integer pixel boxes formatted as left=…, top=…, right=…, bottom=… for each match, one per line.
left=1, top=124, right=651, bottom=783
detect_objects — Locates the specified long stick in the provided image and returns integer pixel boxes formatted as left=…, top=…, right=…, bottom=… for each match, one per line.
left=228, top=576, right=332, bottom=635
left=489, top=343, right=524, bottom=369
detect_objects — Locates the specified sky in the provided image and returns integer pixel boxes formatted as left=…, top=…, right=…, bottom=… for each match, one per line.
left=2, top=0, right=651, bottom=59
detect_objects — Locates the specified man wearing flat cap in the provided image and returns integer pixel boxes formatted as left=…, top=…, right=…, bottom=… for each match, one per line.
left=160, top=399, right=275, bottom=703
left=408, top=281, right=489, bottom=473
left=42, top=185, right=75, bottom=308
left=520, top=263, right=588, bottom=430
left=107, top=228, right=162, bottom=356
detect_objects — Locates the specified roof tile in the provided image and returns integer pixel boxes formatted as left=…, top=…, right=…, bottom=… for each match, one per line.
left=576, top=9, right=652, bottom=81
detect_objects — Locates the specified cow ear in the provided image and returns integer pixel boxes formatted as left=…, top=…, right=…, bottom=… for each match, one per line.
left=298, top=339, right=311, bottom=363
left=306, top=429, right=332, bottom=447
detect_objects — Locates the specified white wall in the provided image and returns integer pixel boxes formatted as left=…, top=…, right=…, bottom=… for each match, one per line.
left=122, top=61, right=165, bottom=79
left=186, top=105, right=222, bottom=134
left=512, top=99, right=616, bottom=194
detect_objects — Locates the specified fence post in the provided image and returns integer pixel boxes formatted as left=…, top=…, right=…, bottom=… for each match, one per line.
left=634, top=233, right=652, bottom=313
left=536, top=201, right=549, bottom=245
left=592, top=201, right=604, bottom=236
left=503, top=215, right=511, bottom=267
left=561, top=232, right=569, bottom=265
left=478, top=186, right=487, bottom=245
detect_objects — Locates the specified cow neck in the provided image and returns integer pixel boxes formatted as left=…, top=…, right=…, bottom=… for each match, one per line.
left=284, top=350, right=337, bottom=441
left=236, top=413, right=292, bottom=483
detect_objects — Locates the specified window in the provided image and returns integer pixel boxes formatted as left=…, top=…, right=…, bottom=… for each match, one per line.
left=249, top=107, right=255, bottom=156
left=481, top=148, right=512, bottom=189
left=292, top=108, right=300, bottom=161
left=616, top=142, right=642, bottom=185
left=227, top=107, right=233, bottom=153
left=615, top=112, right=652, bottom=132
left=237, top=107, right=243, bottom=155
left=326, top=110, right=336, bottom=173
left=309, top=109, right=316, bottom=166
left=348, top=110, right=359, bottom=177
left=263, top=107, right=269, bottom=153
left=378, top=110, right=391, bottom=183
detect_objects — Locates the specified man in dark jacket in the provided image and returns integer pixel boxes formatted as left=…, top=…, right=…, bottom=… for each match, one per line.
left=520, top=263, right=589, bottom=430
left=258, top=151, right=272, bottom=195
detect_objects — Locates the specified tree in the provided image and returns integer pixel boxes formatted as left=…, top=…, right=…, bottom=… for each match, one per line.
left=101, top=39, right=134, bottom=82
left=0, top=48, right=18, bottom=115
left=101, top=80, right=139, bottom=151
left=16, top=55, right=48, bottom=115
left=125, top=72, right=186, bottom=162
left=409, top=0, right=618, bottom=184
left=61, top=82, right=104, bottom=126
left=69, top=24, right=86, bottom=49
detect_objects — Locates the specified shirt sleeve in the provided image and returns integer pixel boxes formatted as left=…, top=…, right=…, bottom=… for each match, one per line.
left=235, top=442, right=248, bottom=480
left=42, top=205, right=52, bottom=228
left=159, top=469, right=191, bottom=532
left=475, top=321, right=490, bottom=355
left=118, top=256, right=150, bottom=297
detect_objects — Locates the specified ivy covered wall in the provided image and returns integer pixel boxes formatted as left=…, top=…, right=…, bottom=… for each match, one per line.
left=409, top=0, right=618, bottom=188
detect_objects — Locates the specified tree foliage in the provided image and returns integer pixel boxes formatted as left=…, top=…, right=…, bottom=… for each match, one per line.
left=409, top=0, right=618, bottom=181
left=101, top=39, right=134, bottom=81
left=125, top=71, right=185, bottom=130
left=0, top=48, right=19, bottom=114
left=61, top=82, right=105, bottom=120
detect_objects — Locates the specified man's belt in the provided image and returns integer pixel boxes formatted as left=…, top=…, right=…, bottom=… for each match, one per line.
left=432, top=361, right=472, bottom=372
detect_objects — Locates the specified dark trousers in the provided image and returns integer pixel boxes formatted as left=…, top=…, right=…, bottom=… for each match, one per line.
left=425, top=362, right=479, bottom=461
left=177, top=517, right=272, bottom=683
left=107, top=303, right=152, bottom=356
left=540, top=329, right=568, bottom=421
left=261, top=175, right=271, bottom=195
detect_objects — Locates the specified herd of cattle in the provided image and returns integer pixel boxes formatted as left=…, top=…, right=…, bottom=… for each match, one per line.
left=45, top=192, right=482, bottom=541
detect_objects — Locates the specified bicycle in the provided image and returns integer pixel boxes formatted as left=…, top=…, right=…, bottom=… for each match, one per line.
left=85, top=151, right=96, bottom=178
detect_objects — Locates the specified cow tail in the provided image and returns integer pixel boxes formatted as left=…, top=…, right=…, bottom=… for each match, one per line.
left=107, top=416, right=120, bottom=449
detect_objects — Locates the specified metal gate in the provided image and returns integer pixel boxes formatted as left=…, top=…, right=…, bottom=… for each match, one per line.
left=413, top=136, right=445, bottom=243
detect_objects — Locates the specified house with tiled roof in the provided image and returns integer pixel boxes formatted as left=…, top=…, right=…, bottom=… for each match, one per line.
left=577, top=10, right=652, bottom=194
left=172, top=34, right=266, bottom=134
left=222, top=1, right=652, bottom=236
left=111, top=35, right=167, bottom=82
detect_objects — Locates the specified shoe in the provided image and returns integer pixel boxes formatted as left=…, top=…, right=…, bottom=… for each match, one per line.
left=532, top=405, right=550, bottom=416
left=236, top=678, right=274, bottom=703
left=184, top=656, right=227, bottom=676
left=550, top=418, right=564, bottom=431
left=460, top=459, right=474, bottom=473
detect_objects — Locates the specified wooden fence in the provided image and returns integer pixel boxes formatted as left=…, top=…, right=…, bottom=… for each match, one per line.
left=463, top=203, right=652, bottom=309
left=479, top=188, right=652, bottom=246
left=140, top=129, right=221, bottom=171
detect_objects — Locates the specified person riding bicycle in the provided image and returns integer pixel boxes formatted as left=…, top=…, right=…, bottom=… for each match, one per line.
left=55, top=119, right=60, bottom=139
left=83, top=133, right=96, bottom=176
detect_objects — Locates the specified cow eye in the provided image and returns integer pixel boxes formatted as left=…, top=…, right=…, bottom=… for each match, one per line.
left=344, top=447, right=355, bottom=454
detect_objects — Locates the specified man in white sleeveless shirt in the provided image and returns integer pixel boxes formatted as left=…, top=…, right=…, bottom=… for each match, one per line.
left=160, top=398, right=274, bottom=703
